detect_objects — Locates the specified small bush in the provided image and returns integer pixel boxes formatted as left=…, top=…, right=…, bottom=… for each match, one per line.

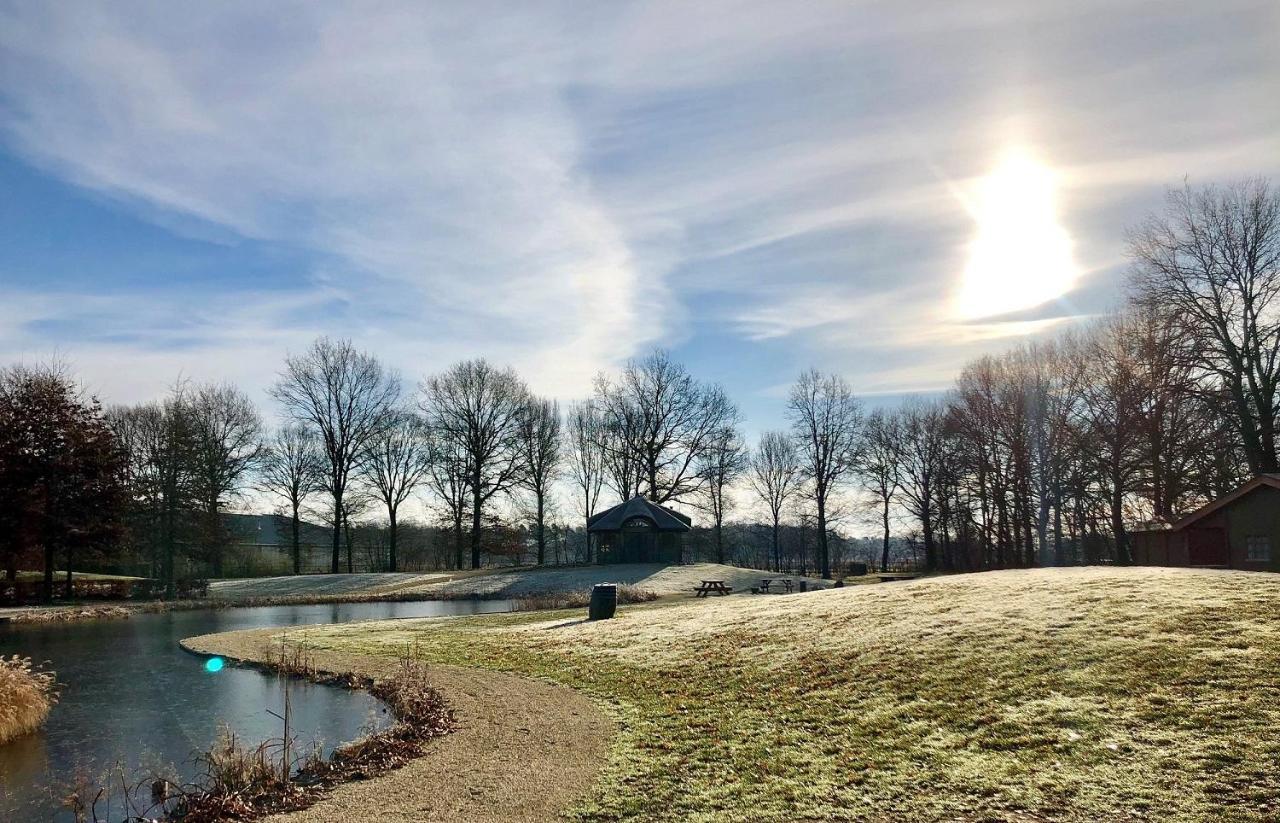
left=0, top=655, right=58, bottom=744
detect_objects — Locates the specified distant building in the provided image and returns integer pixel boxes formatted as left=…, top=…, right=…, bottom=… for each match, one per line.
left=588, top=497, right=691, bottom=564
left=1131, top=475, right=1280, bottom=570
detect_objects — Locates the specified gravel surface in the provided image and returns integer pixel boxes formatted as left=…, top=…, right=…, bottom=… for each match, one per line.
left=182, top=627, right=610, bottom=822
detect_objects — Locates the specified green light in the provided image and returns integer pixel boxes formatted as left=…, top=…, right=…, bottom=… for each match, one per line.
left=204, top=656, right=224, bottom=673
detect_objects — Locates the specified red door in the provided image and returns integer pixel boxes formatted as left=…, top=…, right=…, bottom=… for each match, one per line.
left=1187, top=528, right=1228, bottom=566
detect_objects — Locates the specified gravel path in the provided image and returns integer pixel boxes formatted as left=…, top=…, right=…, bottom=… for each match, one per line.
left=182, top=627, right=609, bottom=822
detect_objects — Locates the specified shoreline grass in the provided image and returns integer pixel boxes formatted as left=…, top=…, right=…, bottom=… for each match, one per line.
left=269, top=566, right=1280, bottom=822
left=0, top=655, right=58, bottom=744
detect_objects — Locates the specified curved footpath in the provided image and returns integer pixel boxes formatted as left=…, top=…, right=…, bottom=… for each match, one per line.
left=181, top=627, right=610, bottom=822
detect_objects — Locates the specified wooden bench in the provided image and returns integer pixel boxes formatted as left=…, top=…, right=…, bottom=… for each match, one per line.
left=694, top=580, right=733, bottom=598
left=756, top=578, right=794, bottom=594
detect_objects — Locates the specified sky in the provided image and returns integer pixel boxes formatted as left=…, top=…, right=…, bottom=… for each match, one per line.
left=1, top=1, right=1278, bottom=442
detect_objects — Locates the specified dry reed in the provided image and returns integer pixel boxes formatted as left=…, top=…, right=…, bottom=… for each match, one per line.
left=0, top=655, right=57, bottom=744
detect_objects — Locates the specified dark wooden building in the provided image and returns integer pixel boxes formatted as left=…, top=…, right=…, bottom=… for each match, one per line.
left=588, top=497, right=691, bottom=564
left=1132, top=474, right=1280, bottom=570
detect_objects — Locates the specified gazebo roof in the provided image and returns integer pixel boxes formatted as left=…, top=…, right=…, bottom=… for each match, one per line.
left=587, top=496, right=692, bottom=532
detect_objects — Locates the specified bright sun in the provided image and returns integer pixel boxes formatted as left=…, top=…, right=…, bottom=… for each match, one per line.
left=955, top=149, right=1079, bottom=320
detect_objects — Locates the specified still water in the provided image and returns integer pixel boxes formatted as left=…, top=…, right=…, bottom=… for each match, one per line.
left=0, top=599, right=514, bottom=821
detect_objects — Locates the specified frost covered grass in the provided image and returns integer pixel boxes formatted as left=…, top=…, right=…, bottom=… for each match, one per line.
left=268, top=567, right=1280, bottom=822
left=0, top=655, right=57, bottom=744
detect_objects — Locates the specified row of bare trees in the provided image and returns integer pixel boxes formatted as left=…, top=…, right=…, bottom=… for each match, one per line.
left=14, top=176, right=1275, bottom=586
left=861, top=178, right=1277, bottom=571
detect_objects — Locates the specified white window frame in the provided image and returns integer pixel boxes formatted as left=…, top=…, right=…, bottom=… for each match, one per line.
left=1246, top=535, right=1271, bottom=562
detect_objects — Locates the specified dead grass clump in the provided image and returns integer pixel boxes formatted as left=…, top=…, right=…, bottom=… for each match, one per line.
left=0, top=655, right=58, bottom=744
left=512, top=584, right=658, bottom=612
left=175, top=641, right=453, bottom=822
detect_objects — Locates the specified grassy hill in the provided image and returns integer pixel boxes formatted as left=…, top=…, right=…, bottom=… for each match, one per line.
left=273, top=567, right=1280, bottom=822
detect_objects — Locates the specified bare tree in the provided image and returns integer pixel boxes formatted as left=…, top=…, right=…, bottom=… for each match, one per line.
left=188, top=382, right=262, bottom=577
left=891, top=400, right=947, bottom=571
left=424, top=426, right=471, bottom=569
left=259, top=424, right=323, bottom=575
left=108, top=389, right=196, bottom=596
left=422, top=360, right=529, bottom=569
left=517, top=397, right=562, bottom=565
left=361, top=410, right=432, bottom=572
left=748, top=431, right=803, bottom=573
left=697, top=424, right=747, bottom=564
left=1129, top=178, right=1280, bottom=474
left=787, top=369, right=863, bottom=579
left=270, top=338, right=400, bottom=574
left=860, top=410, right=900, bottom=573
left=593, top=349, right=737, bottom=504
left=565, top=400, right=606, bottom=561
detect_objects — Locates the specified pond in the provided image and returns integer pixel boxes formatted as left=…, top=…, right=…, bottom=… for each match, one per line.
left=0, top=599, right=514, bottom=822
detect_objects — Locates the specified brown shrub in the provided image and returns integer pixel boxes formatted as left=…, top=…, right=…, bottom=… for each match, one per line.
left=0, top=655, right=58, bottom=744
left=511, top=584, right=659, bottom=612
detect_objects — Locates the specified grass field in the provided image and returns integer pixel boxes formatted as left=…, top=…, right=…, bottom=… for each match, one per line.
left=259, top=567, right=1280, bottom=822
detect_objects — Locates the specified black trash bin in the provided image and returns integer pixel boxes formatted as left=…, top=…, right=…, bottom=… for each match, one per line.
left=589, top=583, right=618, bottom=620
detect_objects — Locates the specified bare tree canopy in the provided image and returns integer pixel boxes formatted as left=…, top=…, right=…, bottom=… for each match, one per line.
left=270, top=337, right=400, bottom=573
left=889, top=400, right=947, bottom=572
left=787, top=368, right=863, bottom=579
left=259, top=424, right=323, bottom=575
left=697, top=422, right=747, bottom=565
left=593, top=349, right=737, bottom=505
left=422, top=359, right=529, bottom=569
left=423, top=424, right=472, bottom=570
left=860, top=410, right=900, bottom=573
left=748, top=430, right=803, bottom=573
left=517, top=396, right=562, bottom=565
left=1129, top=178, right=1280, bottom=474
left=361, top=410, right=432, bottom=572
left=107, top=388, right=197, bottom=596
left=566, top=400, right=605, bottom=518
left=188, top=381, right=263, bottom=577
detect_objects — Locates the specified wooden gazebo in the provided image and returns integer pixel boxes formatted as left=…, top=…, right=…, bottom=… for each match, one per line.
left=588, top=497, right=691, bottom=564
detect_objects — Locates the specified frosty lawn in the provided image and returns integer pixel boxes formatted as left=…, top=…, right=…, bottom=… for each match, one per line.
left=258, top=567, right=1280, bottom=822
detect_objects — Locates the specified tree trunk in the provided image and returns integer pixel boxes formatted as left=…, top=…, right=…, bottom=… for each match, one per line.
left=64, top=546, right=74, bottom=601
left=344, top=510, right=354, bottom=573
left=772, top=515, right=781, bottom=573
left=208, top=503, right=223, bottom=578
left=291, top=502, right=301, bottom=575
left=453, top=510, right=464, bottom=570
left=714, top=518, right=724, bottom=565
left=163, top=504, right=176, bottom=599
left=817, top=492, right=830, bottom=579
left=330, top=489, right=343, bottom=574
left=536, top=494, right=546, bottom=565
left=388, top=506, right=398, bottom=572
left=922, top=515, right=937, bottom=572
left=470, top=490, right=483, bottom=570
left=880, top=497, right=891, bottom=573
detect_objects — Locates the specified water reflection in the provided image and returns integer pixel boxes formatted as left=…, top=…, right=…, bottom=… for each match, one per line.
left=0, top=598, right=513, bottom=822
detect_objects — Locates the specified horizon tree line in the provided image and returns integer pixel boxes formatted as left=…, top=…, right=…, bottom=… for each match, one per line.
left=2, top=176, right=1277, bottom=591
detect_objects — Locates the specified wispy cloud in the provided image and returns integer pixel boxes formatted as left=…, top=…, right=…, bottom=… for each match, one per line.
left=0, top=0, right=1276, bottom=417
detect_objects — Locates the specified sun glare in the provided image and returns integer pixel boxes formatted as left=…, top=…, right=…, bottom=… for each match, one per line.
left=955, top=150, right=1078, bottom=320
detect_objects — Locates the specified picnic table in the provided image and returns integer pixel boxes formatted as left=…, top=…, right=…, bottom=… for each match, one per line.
left=694, top=579, right=733, bottom=598
left=758, top=578, right=794, bottom=594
